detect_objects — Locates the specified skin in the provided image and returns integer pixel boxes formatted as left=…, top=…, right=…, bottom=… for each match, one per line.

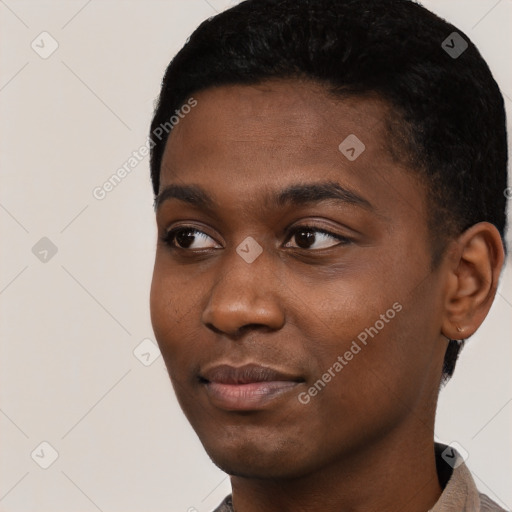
left=150, top=80, right=504, bottom=512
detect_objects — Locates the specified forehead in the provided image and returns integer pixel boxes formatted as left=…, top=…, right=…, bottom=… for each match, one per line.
left=159, top=80, right=426, bottom=228
left=164, top=80, right=390, bottom=170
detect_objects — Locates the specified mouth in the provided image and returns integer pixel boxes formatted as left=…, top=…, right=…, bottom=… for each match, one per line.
left=199, top=363, right=304, bottom=411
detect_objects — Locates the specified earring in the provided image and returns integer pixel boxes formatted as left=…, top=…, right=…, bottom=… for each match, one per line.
left=456, top=326, right=464, bottom=333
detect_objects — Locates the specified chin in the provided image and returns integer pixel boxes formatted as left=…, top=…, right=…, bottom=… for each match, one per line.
left=201, top=436, right=316, bottom=480
left=209, top=454, right=302, bottom=480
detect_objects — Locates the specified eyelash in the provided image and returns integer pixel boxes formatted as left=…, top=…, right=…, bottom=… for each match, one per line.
left=160, top=225, right=352, bottom=252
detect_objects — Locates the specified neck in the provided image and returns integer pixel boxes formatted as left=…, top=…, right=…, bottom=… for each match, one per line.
left=229, top=426, right=442, bottom=512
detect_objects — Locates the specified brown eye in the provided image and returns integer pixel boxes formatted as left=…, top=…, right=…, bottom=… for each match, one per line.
left=162, top=228, right=219, bottom=250
left=284, top=226, right=351, bottom=250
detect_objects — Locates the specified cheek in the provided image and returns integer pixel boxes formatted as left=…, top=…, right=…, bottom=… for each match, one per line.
left=150, top=253, right=205, bottom=321
left=304, top=311, right=420, bottom=448
left=150, top=263, right=173, bottom=340
left=303, top=272, right=431, bottom=417
left=311, top=299, right=406, bottom=389
left=149, top=260, right=201, bottom=366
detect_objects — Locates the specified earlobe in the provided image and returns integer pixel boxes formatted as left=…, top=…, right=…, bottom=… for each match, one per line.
left=441, top=222, right=504, bottom=341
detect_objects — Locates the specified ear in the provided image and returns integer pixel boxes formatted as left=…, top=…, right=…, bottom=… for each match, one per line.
left=441, top=222, right=505, bottom=340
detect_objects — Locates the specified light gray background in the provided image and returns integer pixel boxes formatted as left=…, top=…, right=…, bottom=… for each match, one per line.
left=0, top=1, right=511, bottom=511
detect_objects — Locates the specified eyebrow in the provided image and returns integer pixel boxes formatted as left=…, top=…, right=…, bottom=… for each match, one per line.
left=153, top=181, right=373, bottom=212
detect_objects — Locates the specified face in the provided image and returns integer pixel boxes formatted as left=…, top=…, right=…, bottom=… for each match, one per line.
left=150, top=80, right=448, bottom=479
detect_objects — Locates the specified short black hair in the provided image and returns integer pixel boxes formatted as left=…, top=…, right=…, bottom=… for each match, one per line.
left=149, top=0, right=508, bottom=382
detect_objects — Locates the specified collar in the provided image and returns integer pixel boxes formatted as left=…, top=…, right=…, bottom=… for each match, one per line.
left=430, top=442, right=505, bottom=511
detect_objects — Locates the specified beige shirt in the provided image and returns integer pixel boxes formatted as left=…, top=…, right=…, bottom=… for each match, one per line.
left=212, top=444, right=508, bottom=512
left=429, top=444, right=507, bottom=512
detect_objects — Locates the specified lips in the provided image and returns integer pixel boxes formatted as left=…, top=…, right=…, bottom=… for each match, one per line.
left=200, top=363, right=303, bottom=385
left=199, top=363, right=304, bottom=411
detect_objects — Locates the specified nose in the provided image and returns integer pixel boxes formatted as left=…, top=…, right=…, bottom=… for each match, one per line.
left=201, top=245, right=286, bottom=337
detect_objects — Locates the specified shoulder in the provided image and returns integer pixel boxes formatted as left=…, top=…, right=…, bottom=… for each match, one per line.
left=211, top=494, right=234, bottom=512
left=479, top=492, right=509, bottom=512
left=432, top=443, right=509, bottom=512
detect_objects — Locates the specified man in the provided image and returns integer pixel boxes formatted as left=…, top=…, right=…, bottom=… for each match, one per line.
left=148, top=0, right=508, bottom=510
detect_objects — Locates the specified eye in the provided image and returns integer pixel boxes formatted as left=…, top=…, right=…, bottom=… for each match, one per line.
left=284, top=225, right=351, bottom=250
left=161, top=227, right=220, bottom=250
left=161, top=225, right=351, bottom=252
